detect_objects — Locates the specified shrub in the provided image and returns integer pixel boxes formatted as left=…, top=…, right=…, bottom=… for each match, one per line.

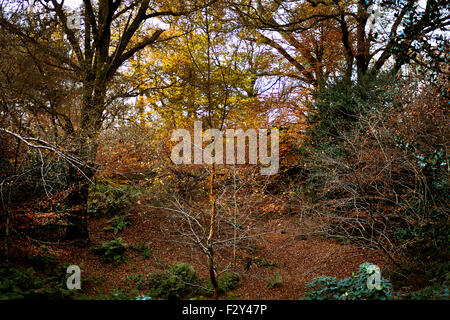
left=397, top=211, right=450, bottom=272
left=266, top=272, right=282, bottom=288
left=218, top=272, right=241, bottom=293
left=393, top=261, right=450, bottom=300
left=133, top=241, right=152, bottom=260
left=146, top=262, right=204, bottom=300
left=127, top=274, right=146, bottom=289
left=0, top=265, right=73, bottom=300
left=405, top=282, right=450, bottom=300
left=88, top=182, right=141, bottom=217
left=91, top=238, right=129, bottom=265
left=104, top=214, right=132, bottom=235
left=296, top=73, right=449, bottom=289
left=303, top=263, right=392, bottom=300
left=255, top=258, right=279, bottom=269
left=26, top=245, right=58, bottom=270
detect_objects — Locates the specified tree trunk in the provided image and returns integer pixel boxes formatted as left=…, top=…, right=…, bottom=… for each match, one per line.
left=64, top=165, right=90, bottom=243
left=356, top=3, right=370, bottom=82
left=64, top=135, right=97, bottom=244
left=64, top=84, right=105, bottom=243
left=207, top=163, right=219, bottom=299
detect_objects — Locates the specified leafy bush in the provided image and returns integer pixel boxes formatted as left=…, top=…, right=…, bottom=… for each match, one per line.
left=255, top=258, right=279, bottom=269
left=104, top=214, right=132, bottom=235
left=405, top=282, right=450, bottom=300
left=398, top=211, right=450, bottom=270
left=266, top=272, right=282, bottom=288
left=146, top=262, right=204, bottom=300
left=127, top=274, right=146, bottom=289
left=303, top=263, right=392, bottom=300
left=27, top=245, right=58, bottom=270
left=88, top=182, right=141, bottom=217
left=218, top=272, right=241, bottom=293
left=307, top=74, right=389, bottom=143
left=0, top=265, right=73, bottom=300
left=91, top=238, right=129, bottom=265
left=393, top=261, right=450, bottom=300
left=296, top=74, right=449, bottom=290
left=133, top=241, right=152, bottom=260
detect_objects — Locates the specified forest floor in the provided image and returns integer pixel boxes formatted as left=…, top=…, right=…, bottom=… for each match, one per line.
left=57, top=203, right=390, bottom=300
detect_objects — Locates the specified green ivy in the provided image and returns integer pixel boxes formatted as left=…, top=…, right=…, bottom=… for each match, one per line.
left=303, top=263, right=392, bottom=300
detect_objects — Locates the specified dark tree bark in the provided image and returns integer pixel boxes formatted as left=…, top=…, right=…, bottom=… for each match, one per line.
left=65, top=166, right=91, bottom=242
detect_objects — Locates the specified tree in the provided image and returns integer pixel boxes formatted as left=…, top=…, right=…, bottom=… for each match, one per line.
left=0, top=0, right=213, bottom=243
left=121, top=1, right=275, bottom=297
left=127, top=9, right=269, bottom=130
left=232, top=0, right=449, bottom=86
